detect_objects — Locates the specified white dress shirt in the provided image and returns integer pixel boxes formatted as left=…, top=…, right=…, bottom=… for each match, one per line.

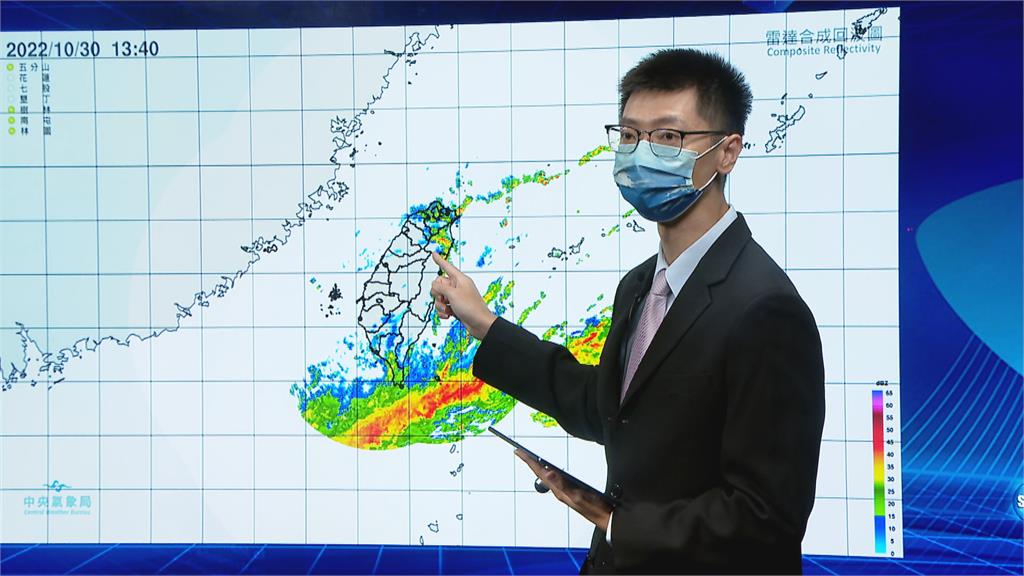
left=606, top=205, right=737, bottom=546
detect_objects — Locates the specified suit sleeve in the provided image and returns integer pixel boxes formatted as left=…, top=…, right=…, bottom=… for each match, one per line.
left=608, top=292, right=826, bottom=570
left=472, top=316, right=604, bottom=444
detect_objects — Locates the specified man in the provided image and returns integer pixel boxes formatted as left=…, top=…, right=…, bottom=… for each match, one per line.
left=430, top=48, right=825, bottom=574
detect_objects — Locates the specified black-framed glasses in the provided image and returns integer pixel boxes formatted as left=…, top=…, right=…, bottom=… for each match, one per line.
left=605, top=124, right=728, bottom=157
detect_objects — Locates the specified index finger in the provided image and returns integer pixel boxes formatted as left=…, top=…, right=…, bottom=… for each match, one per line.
left=431, top=251, right=462, bottom=277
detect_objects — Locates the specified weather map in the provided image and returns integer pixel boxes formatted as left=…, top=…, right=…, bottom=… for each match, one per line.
left=1, top=9, right=902, bottom=555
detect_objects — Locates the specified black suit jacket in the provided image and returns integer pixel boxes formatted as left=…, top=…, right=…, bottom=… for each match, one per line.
left=472, top=213, right=826, bottom=574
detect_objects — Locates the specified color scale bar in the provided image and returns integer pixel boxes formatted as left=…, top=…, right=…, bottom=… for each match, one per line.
left=872, top=390, right=885, bottom=554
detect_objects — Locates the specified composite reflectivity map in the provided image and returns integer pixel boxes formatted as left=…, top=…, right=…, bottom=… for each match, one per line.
left=1, top=9, right=903, bottom=555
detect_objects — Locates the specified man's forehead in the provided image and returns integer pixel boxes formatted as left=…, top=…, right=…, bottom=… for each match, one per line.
left=620, top=114, right=692, bottom=128
left=620, top=88, right=704, bottom=128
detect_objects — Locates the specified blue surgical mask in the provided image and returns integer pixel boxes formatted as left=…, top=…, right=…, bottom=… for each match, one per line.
left=613, top=137, right=726, bottom=223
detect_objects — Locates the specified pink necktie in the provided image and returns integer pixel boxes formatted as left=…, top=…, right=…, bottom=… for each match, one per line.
left=621, top=269, right=672, bottom=403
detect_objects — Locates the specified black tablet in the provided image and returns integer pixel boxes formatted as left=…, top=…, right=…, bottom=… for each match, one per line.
left=488, top=426, right=619, bottom=507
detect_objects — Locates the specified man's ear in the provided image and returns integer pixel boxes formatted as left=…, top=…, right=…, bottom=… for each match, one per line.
left=717, top=134, right=743, bottom=176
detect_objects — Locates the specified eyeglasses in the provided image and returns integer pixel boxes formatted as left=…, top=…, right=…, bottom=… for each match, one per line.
left=605, top=124, right=728, bottom=157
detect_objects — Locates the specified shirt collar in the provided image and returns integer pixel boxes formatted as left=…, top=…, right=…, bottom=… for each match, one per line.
left=655, top=205, right=738, bottom=297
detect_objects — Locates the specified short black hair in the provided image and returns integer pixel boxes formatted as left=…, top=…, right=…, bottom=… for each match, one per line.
left=618, top=48, right=753, bottom=136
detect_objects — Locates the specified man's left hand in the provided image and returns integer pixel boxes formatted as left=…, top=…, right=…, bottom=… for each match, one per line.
left=515, top=449, right=613, bottom=532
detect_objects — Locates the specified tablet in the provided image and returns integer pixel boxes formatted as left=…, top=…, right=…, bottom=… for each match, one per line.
left=488, top=426, right=619, bottom=507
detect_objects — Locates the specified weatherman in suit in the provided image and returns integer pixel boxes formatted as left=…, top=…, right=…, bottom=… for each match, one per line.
left=430, top=48, right=825, bottom=574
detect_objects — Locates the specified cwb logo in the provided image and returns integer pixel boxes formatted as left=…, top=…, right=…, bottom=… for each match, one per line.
left=1015, top=483, right=1024, bottom=521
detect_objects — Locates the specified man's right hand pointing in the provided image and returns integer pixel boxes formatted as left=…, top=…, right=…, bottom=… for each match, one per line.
left=430, top=252, right=498, bottom=341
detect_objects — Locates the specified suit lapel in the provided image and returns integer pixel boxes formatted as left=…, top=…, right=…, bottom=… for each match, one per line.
left=618, top=213, right=753, bottom=411
left=617, top=281, right=711, bottom=410
left=599, top=256, right=655, bottom=418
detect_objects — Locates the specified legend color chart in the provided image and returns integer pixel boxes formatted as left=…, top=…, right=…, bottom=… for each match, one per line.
left=874, top=390, right=886, bottom=553
left=871, top=384, right=903, bottom=557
